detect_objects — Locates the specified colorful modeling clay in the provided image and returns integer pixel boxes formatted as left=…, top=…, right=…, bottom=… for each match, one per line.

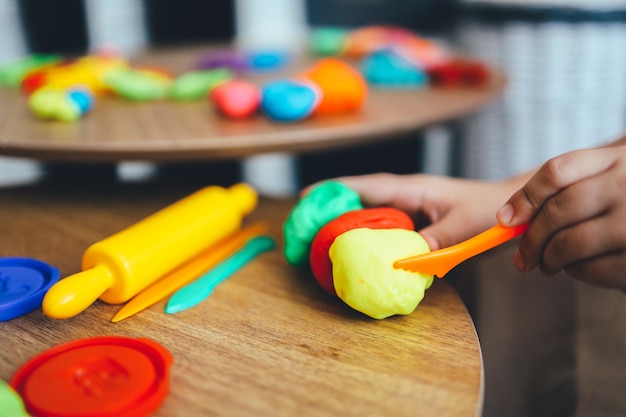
left=261, top=79, right=321, bottom=122
left=210, top=79, right=261, bottom=119
left=283, top=181, right=363, bottom=268
left=309, top=207, right=414, bottom=295
left=29, top=87, right=94, bottom=122
left=169, top=69, right=233, bottom=101
left=0, top=54, right=61, bottom=87
left=300, top=58, right=367, bottom=115
left=427, top=58, right=491, bottom=87
left=360, top=49, right=428, bottom=89
left=195, top=49, right=248, bottom=74
left=246, top=50, right=291, bottom=72
left=42, top=183, right=257, bottom=319
left=343, top=25, right=417, bottom=58
left=21, top=54, right=127, bottom=95
left=0, top=380, right=29, bottom=417
left=309, top=28, right=348, bottom=56
left=103, top=67, right=172, bottom=101
left=330, top=228, right=433, bottom=319
left=10, top=336, right=172, bottom=417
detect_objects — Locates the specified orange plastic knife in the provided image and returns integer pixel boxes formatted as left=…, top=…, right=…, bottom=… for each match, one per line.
left=394, top=223, right=528, bottom=278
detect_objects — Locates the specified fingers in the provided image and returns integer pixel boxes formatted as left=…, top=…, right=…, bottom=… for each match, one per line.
left=563, top=251, right=626, bottom=291
left=497, top=147, right=618, bottom=226
left=334, top=173, right=427, bottom=211
left=515, top=169, right=621, bottom=271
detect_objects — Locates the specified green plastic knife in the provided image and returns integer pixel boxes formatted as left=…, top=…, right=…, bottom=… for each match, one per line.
left=165, top=235, right=276, bottom=314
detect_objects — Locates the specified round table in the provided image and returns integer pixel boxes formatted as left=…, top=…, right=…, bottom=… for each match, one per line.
left=0, top=177, right=484, bottom=417
left=0, top=45, right=504, bottom=162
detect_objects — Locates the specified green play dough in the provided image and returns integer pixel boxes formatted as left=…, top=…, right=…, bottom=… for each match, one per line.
left=0, top=54, right=61, bottom=87
left=0, top=380, right=30, bottom=417
left=283, top=181, right=363, bottom=268
left=330, top=228, right=433, bottom=319
left=103, top=68, right=171, bottom=101
left=309, top=28, right=348, bottom=56
left=169, top=69, right=233, bottom=101
left=29, top=88, right=82, bottom=122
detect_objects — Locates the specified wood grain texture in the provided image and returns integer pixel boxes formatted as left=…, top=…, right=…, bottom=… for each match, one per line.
left=0, top=178, right=483, bottom=417
left=0, top=44, right=504, bottom=162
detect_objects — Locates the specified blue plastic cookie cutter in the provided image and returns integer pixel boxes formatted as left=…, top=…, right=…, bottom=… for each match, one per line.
left=0, top=257, right=60, bottom=321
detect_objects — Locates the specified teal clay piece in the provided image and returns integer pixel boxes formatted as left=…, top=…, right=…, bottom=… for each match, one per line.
left=0, top=380, right=30, bottom=417
left=360, top=49, right=428, bottom=89
left=0, top=54, right=61, bottom=87
left=103, top=68, right=171, bottom=101
left=283, top=181, right=363, bottom=268
left=169, top=69, right=233, bottom=101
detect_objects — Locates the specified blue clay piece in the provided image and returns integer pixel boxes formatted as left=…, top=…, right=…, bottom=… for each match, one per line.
left=360, top=49, right=428, bottom=89
left=247, top=51, right=290, bottom=72
left=68, top=88, right=94, bottom=113
left=261, top=79, right=319, bottom=122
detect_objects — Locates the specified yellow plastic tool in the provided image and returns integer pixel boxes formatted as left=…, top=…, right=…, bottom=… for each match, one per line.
left=111, top=222, right=268, bottom=322
left=43, top=183, right=257, bottom=319
left=394, top=223, right=528, bottom=277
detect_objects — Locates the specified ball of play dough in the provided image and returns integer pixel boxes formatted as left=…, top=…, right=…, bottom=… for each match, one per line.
left=360, top=50, right=428, bottom=89
left=169, top=69, right=233, bottom=101
left=309, top=207, right=414, bottom=295
left=29, top=88, right=83, bottom=122
left=103, top=67, right=172, bottom=101
left=300, top=58, right=367, bottom=115
left=261, top=79, right=320, bottom=122
left=283, top=181, right=363, bottom=268
left=330, top=228, right=433, bottom=319
left=210, top=80, right=260, bottom=119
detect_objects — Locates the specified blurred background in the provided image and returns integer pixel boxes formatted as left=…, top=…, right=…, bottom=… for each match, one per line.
left=2, top=1, right=626, bottom=416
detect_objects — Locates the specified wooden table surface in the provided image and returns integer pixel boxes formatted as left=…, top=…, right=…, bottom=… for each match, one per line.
left=0, top=45, right=504, bottom=162
left=0, top=177, right=483, bottom=417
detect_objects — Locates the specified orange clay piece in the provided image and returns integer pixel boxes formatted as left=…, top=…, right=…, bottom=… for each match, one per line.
left=299, top=58, right=367, bottom=115
left=394, top=223, right=528, bottom=278
left=343, top=25, right=415, bottom=58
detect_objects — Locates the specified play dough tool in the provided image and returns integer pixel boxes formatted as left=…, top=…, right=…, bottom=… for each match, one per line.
left=165, top=235, right=276, bottom=314
left=43, top=183, right=257, bottom=319
left=111, top=222, right=268, bottom=322
left=394, top=223, right=528, bottom=277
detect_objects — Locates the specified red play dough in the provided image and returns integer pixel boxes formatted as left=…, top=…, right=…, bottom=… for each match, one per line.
left=210, top=79, right=260, bottom=118
left=309, top=207, right=414, bottom=295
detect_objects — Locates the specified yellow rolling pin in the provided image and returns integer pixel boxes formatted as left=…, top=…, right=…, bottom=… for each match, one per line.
left=43, top=183, right=257, bottom=319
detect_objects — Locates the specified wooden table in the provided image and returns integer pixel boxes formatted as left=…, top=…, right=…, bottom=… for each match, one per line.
left=0, top=45, right=504, bottom=162
left=0, top=177, right=483, bottom=417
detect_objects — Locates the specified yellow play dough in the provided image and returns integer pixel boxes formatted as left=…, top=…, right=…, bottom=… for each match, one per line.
left=330, top=228, right=433, bottom=319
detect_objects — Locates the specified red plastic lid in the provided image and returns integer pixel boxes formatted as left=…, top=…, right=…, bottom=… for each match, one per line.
left=10, top=336, right=173, bottom=417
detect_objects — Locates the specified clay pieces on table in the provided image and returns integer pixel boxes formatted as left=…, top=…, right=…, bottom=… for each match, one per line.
left=360, top=49, right=428, bottom=89
left=330, top=228, right=433, bottom=319
left=261, top=79, right=321, bottom=122
left=169, top=69, right=233, bottom=101
left=300, top=57, right=367, bottom=116
left=283, top=181, right=363, bottom=268
left=210, top=80, right=260, bottom=119
left=309, top=207, right=414, bottom=295
left=29, top=87, right=94, bottom=122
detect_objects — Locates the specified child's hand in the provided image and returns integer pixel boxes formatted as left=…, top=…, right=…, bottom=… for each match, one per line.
left=326, top=173, right=516, bottom=251
left=497, top=146, right=626, bottom=290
